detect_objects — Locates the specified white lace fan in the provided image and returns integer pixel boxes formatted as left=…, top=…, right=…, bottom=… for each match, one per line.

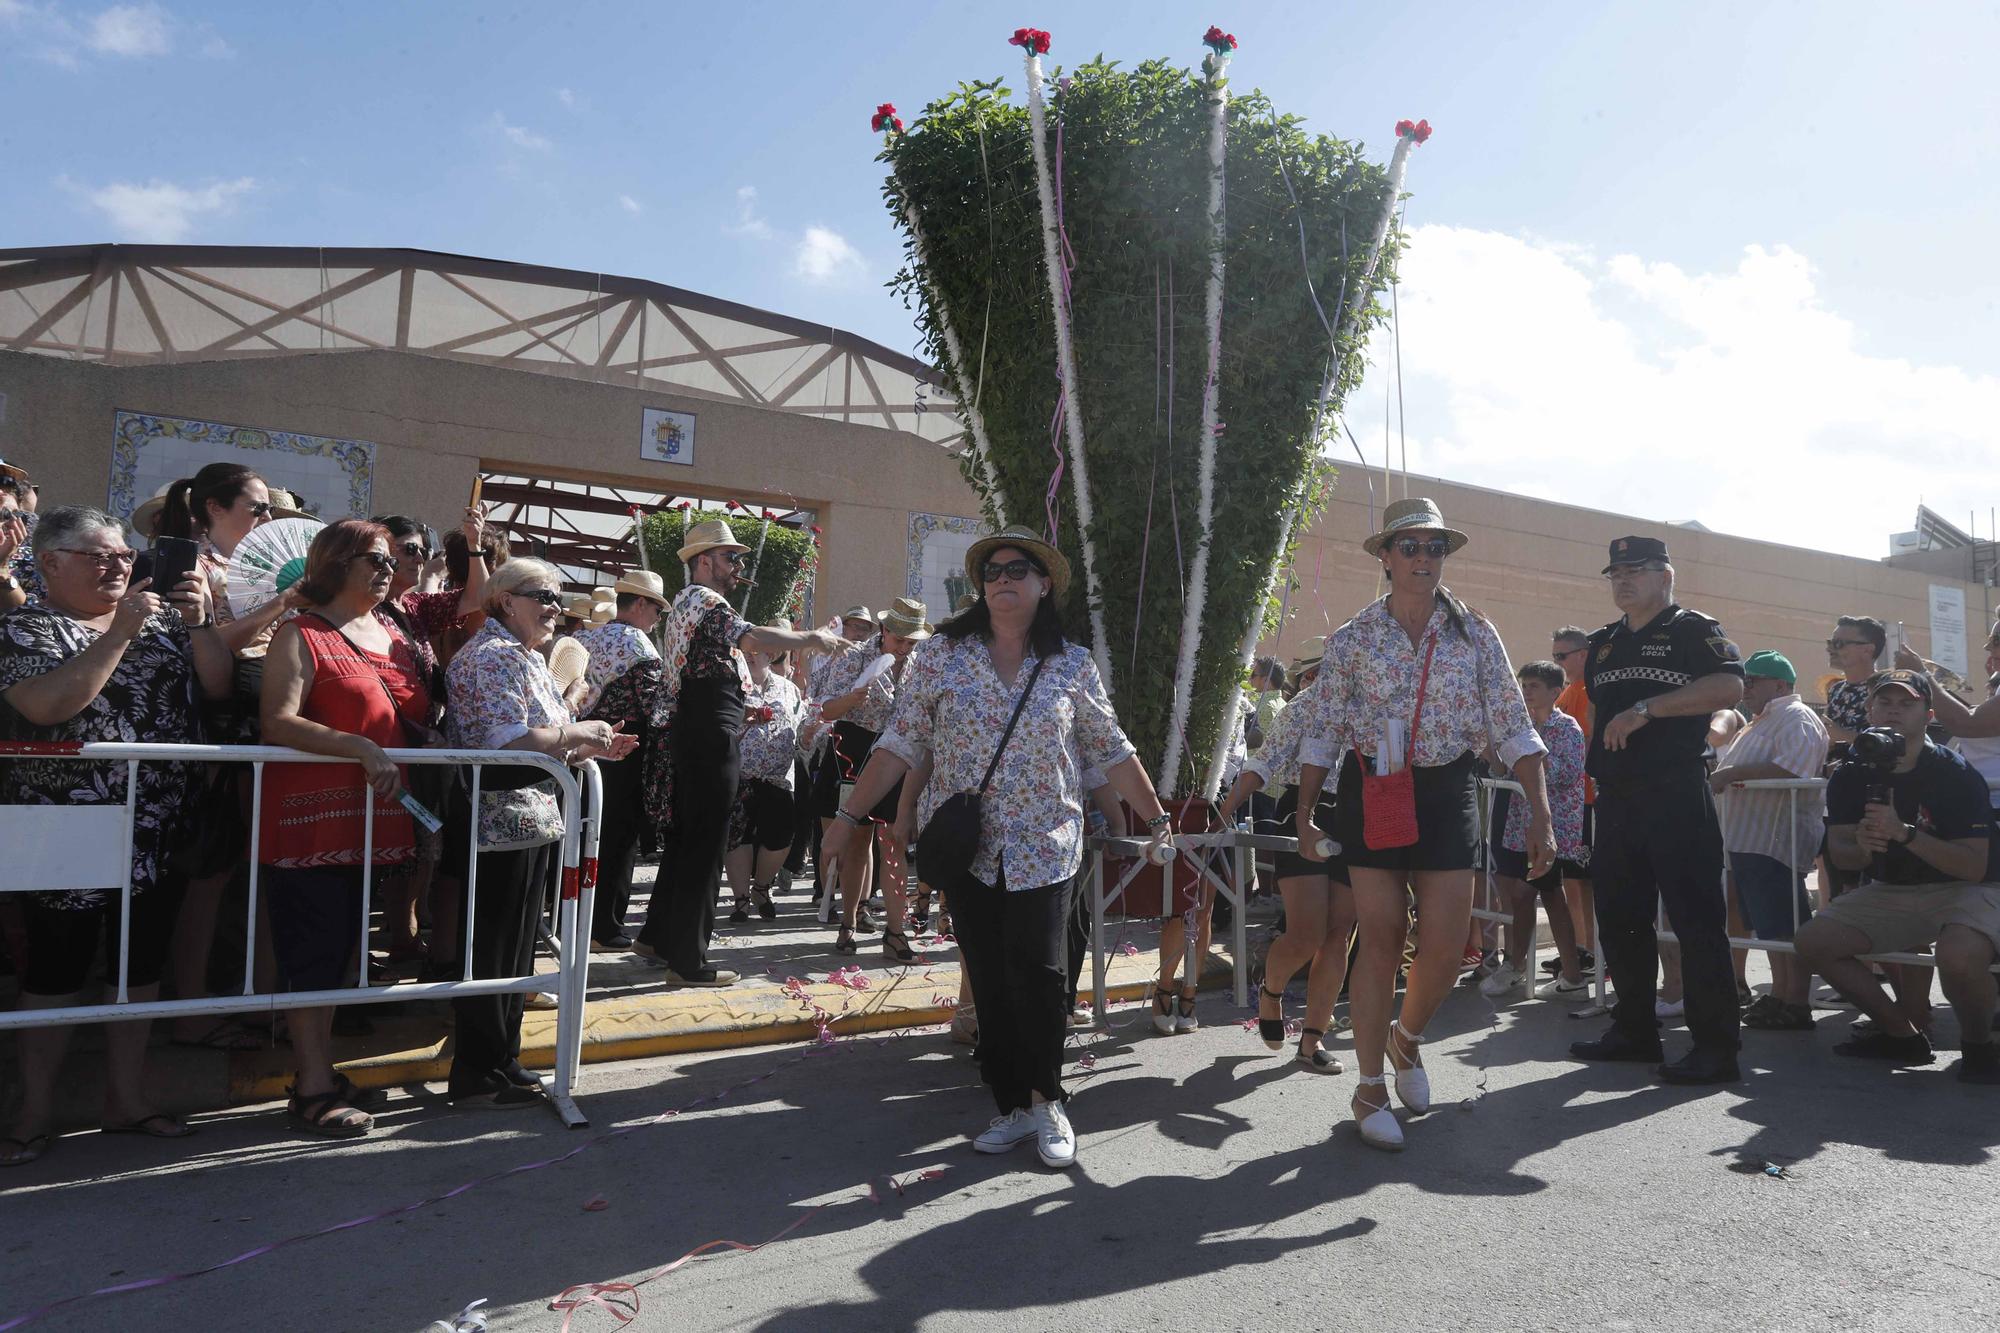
left=225, top=517, right=323, bottom=619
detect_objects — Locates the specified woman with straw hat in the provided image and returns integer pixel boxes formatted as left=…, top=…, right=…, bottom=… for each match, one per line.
left=1290, top=497, right=1556, bottom=1151
left=726, top=618, right=810, bottom=925
left=824, top=525, right=1174, bottom=1171
left=631, top=519, right=843, bottom=985
left=810, top=595, right=933, bottom=959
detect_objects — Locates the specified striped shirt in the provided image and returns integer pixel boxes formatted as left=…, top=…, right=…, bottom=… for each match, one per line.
left=1717, top=694, right=1829, bottom=869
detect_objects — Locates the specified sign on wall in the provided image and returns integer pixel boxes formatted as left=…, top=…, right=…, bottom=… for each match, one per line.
left=640, top=408, right=697, bottom=467
left=109, top=411, right=376, bottom=530
left=1929, top=584, right=1968, bottom=679
left=906, top=512, right=988, bottom=623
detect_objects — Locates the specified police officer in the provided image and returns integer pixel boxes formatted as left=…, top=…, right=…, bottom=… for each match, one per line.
left=1570, top=536, right=1746, bottom=1083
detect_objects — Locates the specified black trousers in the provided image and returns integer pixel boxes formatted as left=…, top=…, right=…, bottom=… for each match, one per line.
left=952, top=867, right=1073, bottom=1112
left=639, top=681, right=741, bottom=976
left=1064, top=874, right=1090, bottom=1011
left=449, top=841, right=553, bottom=1095
left=1593, top=769, right=1741, bottom=1052
left=786, top=755, right=814, bottom=875
left=592, top=749, right=645, bottom=943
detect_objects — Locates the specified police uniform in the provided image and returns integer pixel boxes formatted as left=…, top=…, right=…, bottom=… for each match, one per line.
left=1581, top=536, right=1745, bottom=1062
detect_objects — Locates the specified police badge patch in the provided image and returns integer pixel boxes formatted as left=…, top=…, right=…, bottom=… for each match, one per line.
left=1707, top=636, right=1741, bottom=661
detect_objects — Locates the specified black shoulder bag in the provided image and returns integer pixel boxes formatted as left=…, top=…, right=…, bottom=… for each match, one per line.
left=916, top=654, right=1047, bottom=890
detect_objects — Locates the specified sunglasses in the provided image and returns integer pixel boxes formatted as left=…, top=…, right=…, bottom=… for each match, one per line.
left=1389, top=537, right=1450, bottom=559
left=512, top=588, right=564, bottom=608
left=1553, top=646, right=1587, bottom=659
left=397, top=541, right=430, bottom=561
left=981, top=557, right=1044, bottom=584
left=1826, top=638, right=1873, bottom=650
left=350, top=552, right=399, bottom=573
left=245, top=501, right=274, bottom=519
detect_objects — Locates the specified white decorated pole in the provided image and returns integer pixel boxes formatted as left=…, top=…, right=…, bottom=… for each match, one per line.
left=1159, top=27, right=1236, bottom=799
left=904, top=201, right=1008, bottom=526
left=1014, top=26, right=1115, bottom=700
left=1196, top=118, right=1429, bottom=797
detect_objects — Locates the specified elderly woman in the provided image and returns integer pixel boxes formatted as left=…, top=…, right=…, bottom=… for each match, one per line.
left=0, top=506, right=230, bottom=1166
left=259, top=519, right=437, bottom=1137
left=727, top=627, right=808, bottom=925
left=812, top=596, right=931, bottom=958
left=444, top=558, right=635, bottom=1108
left=825, top=526, right=1173, bottom=1171
left=1292, top=498, right=1555, bottom=1152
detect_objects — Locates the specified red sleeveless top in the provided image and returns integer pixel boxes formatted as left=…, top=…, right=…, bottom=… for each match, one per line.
left=260, top=610, right=432, bottom=869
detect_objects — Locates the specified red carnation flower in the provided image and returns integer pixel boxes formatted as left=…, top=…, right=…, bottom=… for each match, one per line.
left=675, top=500, right=691, bottom=511
left=1008, top=26, right=1051, bottom=55
left=1396, top=117, right=1433, bottom=144
left=1202, top=25, right=1237, bottom=52
left=810, top=525, right=823, bottom=535
left=870, top=101, right=901, bottom=133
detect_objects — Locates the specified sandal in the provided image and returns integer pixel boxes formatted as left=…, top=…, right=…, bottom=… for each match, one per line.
left=834, top=928, right=858, bottom=955
left=1352, top=1076, right=1403, bottom=1151
left=882, top=929, right=916, bottom=965
left=1743, top=1000, right=1815, bottom=1031
left=1256, top=983, right=1286, bottom=1051
left=1151, top=984, right=1176, bottom=1036
left=1176, top=987, right=1201, bottom=1034
left=286, top=1088, right=372, bottom=1139
left=102, top=1112, right=195, bottom=1139
left=729, top=903, right=751, bottom=925
left=910, top=892, right=932, bottom=932
left=0, top=1133, right=52, bottom=1168
left=754, top=885, right=777, bottom=921
left=170, top=1019, right=267, bottom=1052
left=1297, top=1027, right=1344, bottom=1074
left=335, top=1073, right=389, bottom=1112
left=1387, top=1019, right=1431, bottom=1114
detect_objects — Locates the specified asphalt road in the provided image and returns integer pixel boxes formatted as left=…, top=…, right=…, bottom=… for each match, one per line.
left=4, top=973, right=1998, bottom=1333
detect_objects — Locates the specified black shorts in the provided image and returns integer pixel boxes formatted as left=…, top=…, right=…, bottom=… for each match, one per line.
left=1488, top=844, right=1584, bottom=891
left=732, top=778, right=796, bottom=852
left=814, top=721, right=902, bottom=822
left=266, top=864, right=365, bottom=991
left=1332, top=750, right=1482, bottom=873
left=21, top=887, right=180, bottom=996
left=1272, top=784, right=1350, bottom=884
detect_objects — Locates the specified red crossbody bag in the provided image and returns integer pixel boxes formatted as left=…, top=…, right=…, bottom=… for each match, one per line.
left=1352, top=630, right=1438, bottom=851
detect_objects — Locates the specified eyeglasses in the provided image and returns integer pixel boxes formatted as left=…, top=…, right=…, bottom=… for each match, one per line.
left=1389, top=537, right=1450, bottom=559
left=350, top=552, right=399, bottom=573
left=396, top=542, right=430, bottom=561
left=1826, top=638, right=1873, bottom=650
left=54, top=547, right=137, bottom=569
left=1553, top=646, right=1587, bottom=660
left=245, top=501, right=274, bottom=519
left=1603, top=562, right=1666, bottom=580
left=981, top=557, right=1043, bottom=584
left=511, top=588, right=564, bottom=608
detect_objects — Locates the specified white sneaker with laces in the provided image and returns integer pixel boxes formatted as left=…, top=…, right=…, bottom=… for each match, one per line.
left=1478, top=963, right=1527, bottom=998
left=1032, top=1100, right=1076, bottom=1168
left=973, top=1108, right=1038, bottom=1154
left=1535, top=975, right=1594, bottom=1001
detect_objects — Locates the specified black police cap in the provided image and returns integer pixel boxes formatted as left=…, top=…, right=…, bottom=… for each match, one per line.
left=1602, top=535, right=1670, bottom=574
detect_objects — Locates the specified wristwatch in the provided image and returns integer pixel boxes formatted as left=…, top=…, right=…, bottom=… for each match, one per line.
left=1898, top=822, right=1917, bottom=846
left=835, top=807, right=865, bottom=828
left=1631, top=699, right=1652, bottom=719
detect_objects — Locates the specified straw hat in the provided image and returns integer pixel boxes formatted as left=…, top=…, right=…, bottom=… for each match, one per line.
left=130, top=482, right=175, bottom=538
left=267, top=488, right=313, bottom=521
left=839, top=604, right=874, bottom=625
left=1361, top=497, right=1469, bottom=558
left=678, top=517, right=751, bottom=564
left=612, top=568, right=670, bottom=607
left=564, top=590, right=615, bottom=626
left=1289, top=635, right=1328, bottom=676
left=0, top=456, right=28, bottom=485
left=964, top=524, right=1071, bottom=602
left=878, top=595, right=932, bottom=640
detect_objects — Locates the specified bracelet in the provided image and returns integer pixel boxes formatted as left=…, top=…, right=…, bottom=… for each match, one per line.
left=1145, top=811, right=1172, bottom=831
left=835, top=808, right=865, bottom=828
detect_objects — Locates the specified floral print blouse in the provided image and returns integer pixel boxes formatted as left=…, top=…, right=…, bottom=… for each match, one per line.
left=0, top=603, right=203, bottom=908
left=1295, top=596, right=1545, bottom=775
left=446, top=617, right=569, bottom=849
left=571, top=621, right=659, bottom=719
left=878, top=635, right=1136, bottom=891
left=739, top=672, right=806, bottom=787
left=1501, top=709, right=1588, bottom=861
left=1826, top=678, right=1869, bottom=738
left=660, top=584, right=753, bottom=698
left=1243, top=695, right=1315, bottom=792
left=814, top=634, right=900, bottom=733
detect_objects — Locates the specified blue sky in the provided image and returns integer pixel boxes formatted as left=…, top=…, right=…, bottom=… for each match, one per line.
left=5, top=1, right=1997, bottom=555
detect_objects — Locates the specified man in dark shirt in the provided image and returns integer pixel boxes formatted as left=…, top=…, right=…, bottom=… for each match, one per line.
left=1571, top=536, right=1747, bottom=1083
left=1796, top=670, right=2000, bottom=1083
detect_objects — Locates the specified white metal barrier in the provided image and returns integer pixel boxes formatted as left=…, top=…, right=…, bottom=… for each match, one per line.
left=0, top=741, right=603, bottom=1128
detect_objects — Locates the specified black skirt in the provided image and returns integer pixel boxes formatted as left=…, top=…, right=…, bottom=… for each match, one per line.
left=814, top=720, right=903, bottom=823
left=1331, top=750, right=1481, bottom=873
left=1272, top=784, right=1350, bottom=884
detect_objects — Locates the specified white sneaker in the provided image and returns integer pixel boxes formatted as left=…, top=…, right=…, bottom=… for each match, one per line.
left=1535, top=975, right=1594, bottom=1001
left=1655, top=997, right=1686, bottom=1019
left=1479, top=963, right=1527, bottom=998
left=973, top=1108, right=1038, bottom=1154
left=1032, top=1100, right=1076, bottom=1168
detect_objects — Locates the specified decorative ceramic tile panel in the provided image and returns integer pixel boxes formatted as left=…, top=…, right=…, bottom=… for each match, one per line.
left=109, top=411, right=377, bottom=527
left=906, top=512, right=986, bottom=623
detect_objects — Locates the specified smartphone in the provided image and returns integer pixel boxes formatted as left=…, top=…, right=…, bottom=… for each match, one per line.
left=151, top=536, right=200, bottom=597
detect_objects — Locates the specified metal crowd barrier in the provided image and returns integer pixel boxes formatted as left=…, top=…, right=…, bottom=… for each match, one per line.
left=0, top=742, right=603, bottom=1128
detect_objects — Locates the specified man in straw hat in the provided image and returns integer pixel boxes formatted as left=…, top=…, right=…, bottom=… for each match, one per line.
left=569, top=571, right=671, bottom=951
left=632, top=519, right=843, bottom=984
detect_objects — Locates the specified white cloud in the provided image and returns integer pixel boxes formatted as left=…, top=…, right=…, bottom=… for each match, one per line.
left=556, top=87, right=576, bottom=108
left=79, top=176, right=254, bottom=242
left=794, top=226, right=864, bottom=284
left=618, top=193, right=642, bottom=215
left=491, top=111, right=550, bottom=152
left=196, top=27, right=232, bottom=58
left=1342, top=225, right=2000, bottom=559
left=728, top=185, right=773, bottom=240
left=87, top=3, right=169, bottom=56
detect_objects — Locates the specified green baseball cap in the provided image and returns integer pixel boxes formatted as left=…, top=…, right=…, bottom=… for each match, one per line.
left=1742, top=650, right=1796, bottom=684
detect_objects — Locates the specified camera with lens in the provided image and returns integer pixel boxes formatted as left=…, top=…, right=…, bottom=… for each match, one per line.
left=1843, top=725, right=1908, bottom=878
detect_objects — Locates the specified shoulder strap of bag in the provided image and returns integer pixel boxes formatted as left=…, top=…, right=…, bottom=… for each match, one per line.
left=977, top=653, right=1049, bottom=795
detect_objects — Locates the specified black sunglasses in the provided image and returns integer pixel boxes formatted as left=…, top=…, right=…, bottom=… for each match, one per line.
left=1826, top=638, right=1873, bottom=650
left=512, top=588, right=564, bottom=608
left=981, top=557, right=1044, bottom=584
left=396, top=541, right=430, bottom=561
left=245, top=500, right=274, bottom=518
left=350, top=552, right=399, bottom=573
left=1390, top=537, right=1450, bottom=559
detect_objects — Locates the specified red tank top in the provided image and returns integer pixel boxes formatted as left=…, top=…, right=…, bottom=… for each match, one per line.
left=261, top=611, right=432, bottom=868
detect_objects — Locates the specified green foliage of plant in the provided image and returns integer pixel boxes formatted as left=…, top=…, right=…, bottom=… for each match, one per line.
left=884, top=54, right=1401, bottom=792
left=636, top=511, right=815, bottom=625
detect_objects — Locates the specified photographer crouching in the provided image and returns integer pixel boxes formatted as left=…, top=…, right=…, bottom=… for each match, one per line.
left=1795, top=670, right=2000, bottom=1083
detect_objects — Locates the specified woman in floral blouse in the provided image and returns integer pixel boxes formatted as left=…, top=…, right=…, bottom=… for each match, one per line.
left=1292, top=498, right=1555, bottom=1152
left=0, top=506, right=231, bottom=1166
left=811, top=596, right=931, bottom=959
left=444, top=558, right=635, bottom=1108
left=726, top=630, right=807, bottom=925
left=825, top=526, right=1173, bottom=1172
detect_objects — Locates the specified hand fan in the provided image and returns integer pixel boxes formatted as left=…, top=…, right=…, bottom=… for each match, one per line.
left=225, top=517, right=324, bottom=618
left=852, top=652, right=896, bottom=693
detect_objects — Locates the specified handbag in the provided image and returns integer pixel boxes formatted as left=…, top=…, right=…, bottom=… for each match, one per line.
left=1353, top=630, right=1438, bottom=851
left=916, top=655, right=1048, bottom=888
